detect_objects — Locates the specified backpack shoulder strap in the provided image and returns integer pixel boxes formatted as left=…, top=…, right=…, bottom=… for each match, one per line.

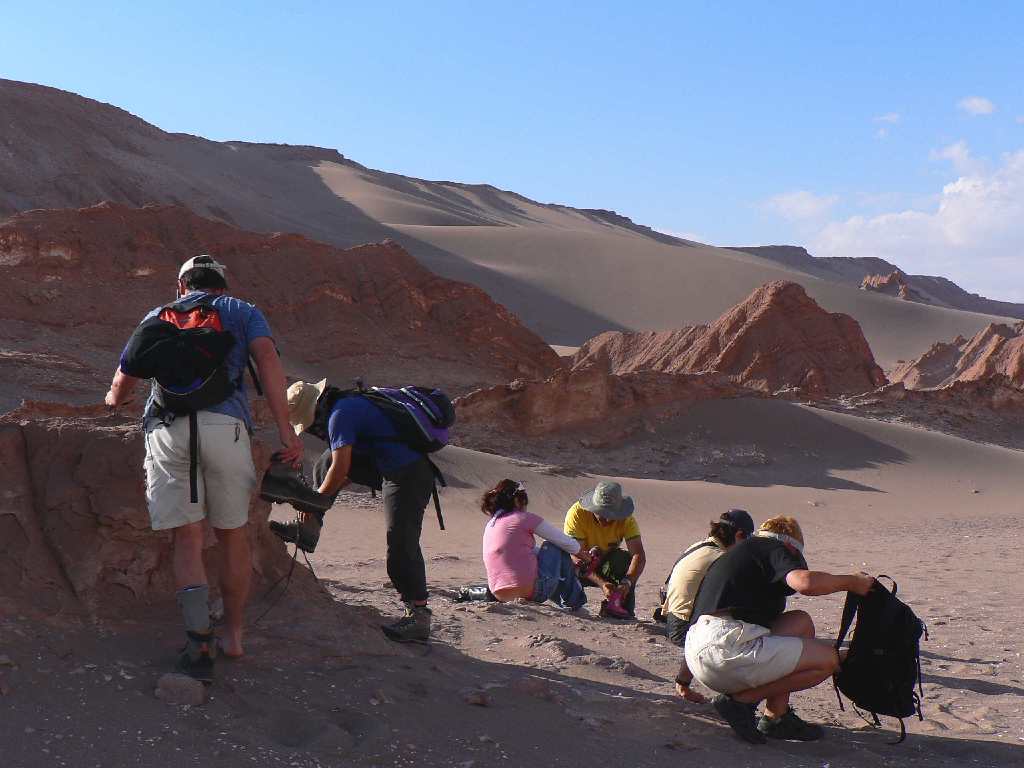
left=835, top=590, right=862, bottom=650
left=664, top=541, right=718, bottom=587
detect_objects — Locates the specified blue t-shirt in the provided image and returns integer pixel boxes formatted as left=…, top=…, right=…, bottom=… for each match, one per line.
left=122, top=292, right=272, bottom=430
left=328, top=396, right=421, bottom=475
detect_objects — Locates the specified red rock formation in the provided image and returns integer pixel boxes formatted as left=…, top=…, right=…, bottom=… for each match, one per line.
left=0, top=402, right=314, bottom=616
left=454, top=367, right=756, bottom=439
left=860, top=271, right=929, bottom=303
left=0, top=202, right=560, bottom=410
left=572, top=281, right=887, bottom=396
left=891, top=322, right=1024, bottom=390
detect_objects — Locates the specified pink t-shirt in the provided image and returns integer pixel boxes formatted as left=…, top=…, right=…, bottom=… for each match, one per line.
left=482, top=509, right=544, bottom=593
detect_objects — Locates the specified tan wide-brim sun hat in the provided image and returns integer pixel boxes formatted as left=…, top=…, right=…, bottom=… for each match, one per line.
left=286, top=378, right=327, bottom=435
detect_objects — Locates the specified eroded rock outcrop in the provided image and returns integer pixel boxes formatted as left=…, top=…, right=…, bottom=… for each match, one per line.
left=0, top=202, right=560, bottom=411
left=454, top=367, right=756, bottom=441
left=0, top=402, right=312, bottom=616
left=891, top=322, right=1024, bottom=391
left=572, top=281, right=887, bottom=396
left=860, top=271, right=930, bottom=303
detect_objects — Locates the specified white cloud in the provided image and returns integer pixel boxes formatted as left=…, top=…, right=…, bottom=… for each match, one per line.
left=930, top=140, right=984, bottom=175
left=812, top=149, right=1024, bottom=302
left=957, top=96, right=995, bottom=116
left=763, top=190, right=839, bottom=221
left=874, top=112, right=901, bottom=124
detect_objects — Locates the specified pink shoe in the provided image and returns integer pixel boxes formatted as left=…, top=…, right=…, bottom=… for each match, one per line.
left=601, top=591, right=631, bottom=619
left=578, top=547, right=603, bottom=579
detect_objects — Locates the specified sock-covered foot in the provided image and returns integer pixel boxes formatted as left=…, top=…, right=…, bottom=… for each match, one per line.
left=757, top=708, right=825, bottom=741
left=382, top=604, right=431, bottom=643
left=712, top=694, right=767, bottom=744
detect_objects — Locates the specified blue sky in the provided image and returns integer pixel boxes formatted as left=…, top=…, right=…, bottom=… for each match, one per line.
left=3, top=2, right=1022, bottom=300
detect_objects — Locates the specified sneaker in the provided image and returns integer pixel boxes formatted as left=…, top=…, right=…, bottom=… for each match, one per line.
left=712, top=694, right=767, bottom=744
left=454, top=586, right=497, bottom=603
left=381, top=604, right=431, bottom=643
left=757, top=708, right=825, bottom=742
left=260, top=461, right=333, bottom=516
left=269, top=514, right=323, bottom=553
left=175, top=630, right=216, bottom=684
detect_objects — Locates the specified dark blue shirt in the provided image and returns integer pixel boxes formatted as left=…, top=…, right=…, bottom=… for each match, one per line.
left=122, top=292, right=272, bottom=430
left=328, top=396, right=421, bottom=475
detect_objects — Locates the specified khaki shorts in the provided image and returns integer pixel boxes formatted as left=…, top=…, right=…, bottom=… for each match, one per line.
left=684, top=614, right=804, bottom=694
left=143, top=411, right=256, bottom=531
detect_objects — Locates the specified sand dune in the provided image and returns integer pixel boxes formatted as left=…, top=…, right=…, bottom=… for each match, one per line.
left=2, top=78, right=1012, bottom=369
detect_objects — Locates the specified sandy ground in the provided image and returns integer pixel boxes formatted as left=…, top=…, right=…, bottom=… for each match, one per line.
left=5, top=408, right=1019, bottom=768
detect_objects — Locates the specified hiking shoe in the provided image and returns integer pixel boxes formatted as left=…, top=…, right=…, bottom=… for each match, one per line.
left=260, top=462, right=333, bottom=516
left=269, top=514, right=323, bottom=553
left=454, top=586, right=497, bottom=603
left=382, top=604, right=431, bottom=643
left=175, top=630, right=216, bottom=684
left=757, top=709, right=825, bottom=742
left=712, top=694, right=767, bottom=745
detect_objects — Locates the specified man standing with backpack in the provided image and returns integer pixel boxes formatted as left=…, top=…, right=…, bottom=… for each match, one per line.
left=105, top=255, right=302, bottom=680
left=284, top=379, right=441, bottom=643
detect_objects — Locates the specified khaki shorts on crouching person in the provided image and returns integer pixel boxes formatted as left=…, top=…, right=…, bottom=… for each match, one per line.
left=144, top=411, right=257, bottom=531
left=684, top=614, right=804, bottom=694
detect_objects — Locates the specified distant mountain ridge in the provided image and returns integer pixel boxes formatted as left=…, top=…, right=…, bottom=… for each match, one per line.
left=731, top=245, right=1024, bottom=320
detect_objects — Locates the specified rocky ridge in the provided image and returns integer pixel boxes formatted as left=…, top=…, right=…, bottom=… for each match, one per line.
left=0, top=202, right=560, bottom=410
left=571, top=281, right=887, bottom=397
left=890, top=322, right=1024, bottom=391
left=860, top=271, right=930, bottom=303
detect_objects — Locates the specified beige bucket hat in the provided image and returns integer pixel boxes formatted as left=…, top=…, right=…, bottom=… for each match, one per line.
left=286, top=378, right=327, bottom=435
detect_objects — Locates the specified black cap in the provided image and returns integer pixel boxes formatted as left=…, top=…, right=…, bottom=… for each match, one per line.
left=720, top=509, right=755, bottom=536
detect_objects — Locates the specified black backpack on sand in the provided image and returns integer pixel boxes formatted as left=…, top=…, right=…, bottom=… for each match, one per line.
left=833, top=576, right=927, bottom=743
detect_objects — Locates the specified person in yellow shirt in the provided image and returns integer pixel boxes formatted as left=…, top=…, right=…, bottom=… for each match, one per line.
left=564, top=481, right=646, bottom=618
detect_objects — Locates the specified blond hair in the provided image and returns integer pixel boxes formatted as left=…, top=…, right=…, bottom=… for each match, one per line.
left=759, top=515, right=804, bottom=545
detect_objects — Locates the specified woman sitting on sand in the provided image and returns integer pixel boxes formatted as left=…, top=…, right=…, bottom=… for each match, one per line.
left=479, top=479, right=592, bottom=609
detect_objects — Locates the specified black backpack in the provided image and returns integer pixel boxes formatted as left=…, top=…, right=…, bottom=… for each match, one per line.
left=833, top=576, right=927, bottom=743
left=121, top=294, right=262, bottom=504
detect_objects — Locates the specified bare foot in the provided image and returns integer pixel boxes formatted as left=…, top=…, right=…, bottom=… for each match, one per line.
left=675, top=681, right=708, bottom=704
left=218, top=633, right=245, bottom=659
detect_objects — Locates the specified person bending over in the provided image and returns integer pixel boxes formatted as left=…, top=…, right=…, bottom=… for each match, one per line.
left=684, top=515, right=874, bottom=744
left=662, top=509, right=755, bottom=703
left=564, top=481, right=645, bottom=618
left=480, top=479, right=592, bottom=609
left=286, top=379, right=437, bottom=643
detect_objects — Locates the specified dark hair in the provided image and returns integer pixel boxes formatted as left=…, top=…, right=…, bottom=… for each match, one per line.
left=709, top=520, right=740, bottom=547
left=480, top=479, right=528, bottom=516
left=181, top=267, right=227, bottom=291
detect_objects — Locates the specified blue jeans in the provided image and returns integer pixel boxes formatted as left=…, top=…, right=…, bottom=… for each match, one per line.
left=532, top=542, right=587, bottom=610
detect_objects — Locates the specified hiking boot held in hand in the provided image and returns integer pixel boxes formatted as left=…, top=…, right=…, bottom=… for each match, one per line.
left=712, top=694, right=767, bottom=744
left=175, top=629, right=216, bottom=684
left=269, top=514, right=323, bottom=553
left=260, top=461, right=333, bottom=515
left=757, top=708, right=825, bottom=741
left=381, top=604, right=431, bottom=643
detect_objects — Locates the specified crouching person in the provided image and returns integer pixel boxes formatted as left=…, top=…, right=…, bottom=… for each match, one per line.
left=481, top=480, right=591, bottom=609
left=564, top=481, right=645, bottom=618
left=684, top=515, right=874, bottom=744
left=664, top=509, right=755, bottom=703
